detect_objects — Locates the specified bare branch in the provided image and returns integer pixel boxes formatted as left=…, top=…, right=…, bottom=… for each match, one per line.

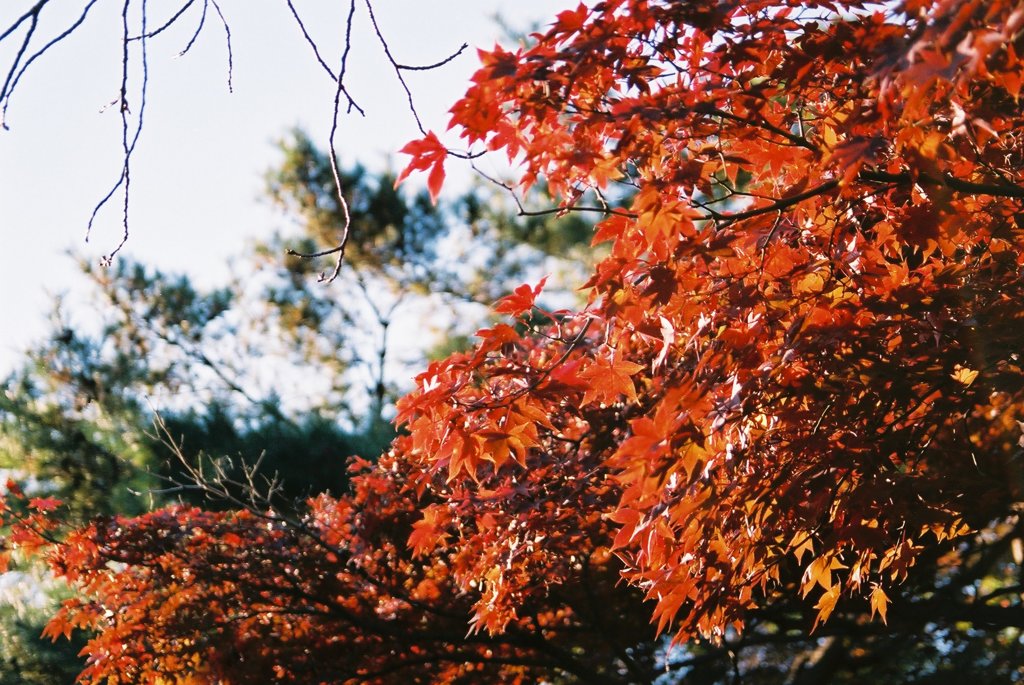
left=128, top=0, right=195, bottom=41
left=88, top=0, right=150, bottom=265
left=177, top=0, right=208, bottom=56
left=396, top=42, right=468, bottom=71
left=283, top=1, right=333, bottom=80
left=1, top=0, right=471, bottom=264
left=363, top=0, right=426, bottom=136
left=471, top=162, right=637, bottom=219
left=1, top=0, right=101, bottom=128
left=311, top=0, right=360, bottom=284
left=0, top=1, right=47, bottom=44
left=0, top=3, right=41, bottom=129
left=209, top=0, right=232, bottom=93
left=283, top=0, right=365, bottom=116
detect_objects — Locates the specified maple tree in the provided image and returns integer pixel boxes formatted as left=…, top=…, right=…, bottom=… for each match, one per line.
left=398, top=0, right=1024, bottom=640
left=5, top=0, right=1024, bottom=682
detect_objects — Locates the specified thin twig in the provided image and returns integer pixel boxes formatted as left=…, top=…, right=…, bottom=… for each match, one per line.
left=471, top=163, right=637, bottom=219
left=363, top=0, right=426, bottom=135
left=113, top=0, right=133, bottom=263
left=90, top=0, right=150, bottom=263
left=283, top=0, right=365, bottom=115
left=396, top=43, right=468, bottom=71
left=209, top=0, right=232, bottom=92
left=177, top=0, right=208, bottom=57
left=289, top=0, right=475, bottom=279
left=0, top=6, right=40, bottom=129
left=1, top=0, right=101, bottom=128
left=0, top=1, right=46, bottom=44
left=128, top=0, right=195, bottom=41
left=308, top=0, right=359, bottom=284
left=284, top=0, right=336, bottom=80
left=286, top=244, right=346, bottom=259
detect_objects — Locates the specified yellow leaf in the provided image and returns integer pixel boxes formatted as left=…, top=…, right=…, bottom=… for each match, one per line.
left=870, top=586, right=889, bottom=625
left=951, top=365, right=978, bottom=386
left=789, top=532, right=815, bottom=565
left=802, top=554, right=846, bottom=597
left=794, top=272, right=826, bottom=295
left=822, top=124, right=838, bottom=149
left=918, top=131, right=946, bottom=160
left=812, top=585, right=841, bottom=631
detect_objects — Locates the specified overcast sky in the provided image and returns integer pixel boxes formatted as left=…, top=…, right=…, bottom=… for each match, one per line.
left=0, top=1, right=561, bottom=373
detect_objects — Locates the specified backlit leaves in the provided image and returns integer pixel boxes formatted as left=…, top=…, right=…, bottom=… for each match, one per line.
left=396, top=0, right=1024, bottom=644
left=8, top=0, right=1024, bottom=681
left=870, top=585, right=890, bottom=625
left=396, top=131, right=447, bottom=204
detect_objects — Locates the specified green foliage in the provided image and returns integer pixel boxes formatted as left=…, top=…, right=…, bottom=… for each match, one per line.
left=0, top=316, right=159, bottom=520
left=265, top=129, right=446, bottom=278
left=156, top=404, right=391, bottom=508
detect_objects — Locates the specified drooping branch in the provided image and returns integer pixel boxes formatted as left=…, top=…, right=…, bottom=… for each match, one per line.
left=0, top=0, right=471, bottom=272
left=1, top=0, right=101, bottom=127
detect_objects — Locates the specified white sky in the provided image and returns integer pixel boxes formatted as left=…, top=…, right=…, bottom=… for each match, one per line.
left=0, top=1, right=563, bottom=374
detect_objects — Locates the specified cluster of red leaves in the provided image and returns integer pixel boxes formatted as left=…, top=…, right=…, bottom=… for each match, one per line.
left=22, top=452, right=647, bottom=684
left=0, top=481, right=62, bottom=568
left=402, top=0, right=1024, bottom=640
left=6, top=0, right=1024, bottom=682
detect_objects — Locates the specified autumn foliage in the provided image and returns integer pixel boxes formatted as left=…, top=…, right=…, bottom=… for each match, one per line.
left=7, top=0, right=1024, bottom=682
